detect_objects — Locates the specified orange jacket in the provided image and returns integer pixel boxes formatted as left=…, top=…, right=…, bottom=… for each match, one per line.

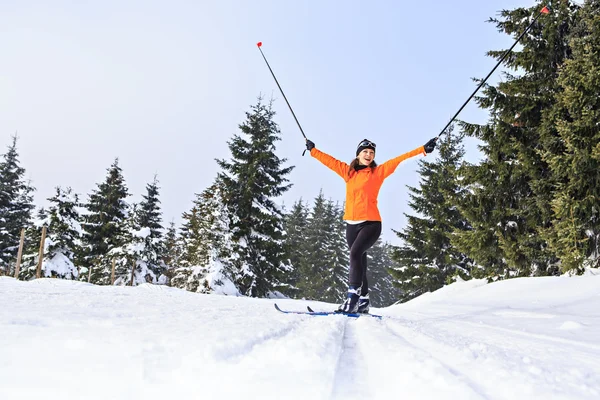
left=310, top=146, right=426, bottom=221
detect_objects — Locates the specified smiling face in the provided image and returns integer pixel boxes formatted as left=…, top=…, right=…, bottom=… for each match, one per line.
left=357, top=148, right=375, bottom=166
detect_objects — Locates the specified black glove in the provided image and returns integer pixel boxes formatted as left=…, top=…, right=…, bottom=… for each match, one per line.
left=424, top=137, right=437, bottom=154
left=306, top=139, right=315, bottom=151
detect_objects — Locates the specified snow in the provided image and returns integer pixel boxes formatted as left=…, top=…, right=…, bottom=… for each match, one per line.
left=1, top=273, right=599, bottom=400
left=132, top=227, right=151, bottom=238
left=42, top=252, right=78, bottom=279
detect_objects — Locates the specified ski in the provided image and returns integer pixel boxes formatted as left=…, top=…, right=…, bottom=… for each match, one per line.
left=274, top=303, right=382, bottom=319
left=307, top=305, right=382, bottom=319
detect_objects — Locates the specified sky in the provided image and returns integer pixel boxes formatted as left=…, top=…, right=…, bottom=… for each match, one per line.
left=1, top=0, right=536, bottom=244
left=1, top=270, right=599, bottom=399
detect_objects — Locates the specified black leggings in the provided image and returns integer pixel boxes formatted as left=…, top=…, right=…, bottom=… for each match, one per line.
left=346, top=221, right=382, bottom=295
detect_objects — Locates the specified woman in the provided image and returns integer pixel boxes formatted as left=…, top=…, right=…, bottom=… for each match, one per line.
left=305, top=137, right=438, bottom=313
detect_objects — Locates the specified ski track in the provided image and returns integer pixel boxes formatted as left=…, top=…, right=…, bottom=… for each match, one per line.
left=383, top=317, right=600, bottom=399
left=380, top=319, right=490, bottom=399
left=209, top=318, right=308, bottom=362
left=330, top=319, right=371, bottom=400
left=203, top=314, right=349, bottom=400
left=350, top=317, right=488, bottom=400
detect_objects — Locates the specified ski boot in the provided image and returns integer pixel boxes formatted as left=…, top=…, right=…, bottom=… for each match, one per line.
left=357, top=294, right=370, bottom=314
left=336, top=286, right=360, bottom=313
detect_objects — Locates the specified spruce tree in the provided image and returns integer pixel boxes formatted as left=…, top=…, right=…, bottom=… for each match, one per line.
left=319, top=199, right=348, bottom=303
left=172, top=181, right=234, bottom=293
left=162, top=220, right=182, bottom=286
left=172, top=190, right=212, bottom=291
left=297, top=191, right=332, bottom=300
left=0, top=135, right=35, bottom=275
left=455, top=1, right=578, bottom=278
left=367, top=240, right=402, bottom=307
left=541, top=0, right=600, bottom=272
left=82, top=159, right=130, bottom=284
left=43, top=187, right=83, bottom=279
left=390, top=129, right=472, bottom=302
left=126, top=176, right=166, bottom=283
left=296, top=192, right=348, bottom=302
left=281, top=199, right=309, bottom=298
left=216, top=98, right=294, bottom=297
left=117, top=203, right=149, bottom=285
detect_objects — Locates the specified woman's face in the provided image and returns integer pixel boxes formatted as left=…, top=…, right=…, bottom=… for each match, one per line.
left=357, top=149, right=375, bottom=166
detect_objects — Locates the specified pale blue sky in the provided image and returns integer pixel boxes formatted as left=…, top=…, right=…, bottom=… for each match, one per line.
left=1, top=0, right=535, bottom=244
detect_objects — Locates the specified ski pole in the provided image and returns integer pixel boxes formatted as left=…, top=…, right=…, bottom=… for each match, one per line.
left=256, top=42, right=310, bottom=155
left=437, top=5, right=551, bottom=138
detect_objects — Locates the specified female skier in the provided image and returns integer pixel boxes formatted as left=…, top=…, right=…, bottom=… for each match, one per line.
left=305, top=137, right=438, bottom=313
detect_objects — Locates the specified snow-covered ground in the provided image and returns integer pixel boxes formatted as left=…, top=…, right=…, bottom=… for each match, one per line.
left=1, top=272, right=599, bottom=400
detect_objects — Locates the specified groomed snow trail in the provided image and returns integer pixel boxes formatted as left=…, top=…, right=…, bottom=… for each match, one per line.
left=1, top=275, right=599, bottom=400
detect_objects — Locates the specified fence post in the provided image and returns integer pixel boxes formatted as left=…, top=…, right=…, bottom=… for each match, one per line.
left=35, top=226, right=47, bottom=279
left=88, top=264, right=93, bottom=283
left=111, top=259, right=116, bottom=285
left=130, top=260, right=136, bottom=286
left=14, top=228, right=25, bottom=279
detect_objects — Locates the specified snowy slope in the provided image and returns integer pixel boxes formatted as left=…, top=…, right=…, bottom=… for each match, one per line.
left=1, top=273, right=599, bottom=400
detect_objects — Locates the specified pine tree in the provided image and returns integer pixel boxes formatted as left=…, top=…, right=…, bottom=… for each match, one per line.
left=116, top=203, right=151, bottom=285
left=172, top=181, right=235, bottom=293
left=42, top=187, right=83, bottom=279
left=162, top=220, right=182, bottom=286
left=0, top=135, right=35, bottom=275
left=296, top=192, right=348, bottom=302
left=172, top=190, right=212, bottom=291
left=216, top=98, right=294, bottom=297
left=455, top=1, right=578, bottom=278
left=296, top=191, right=332, bottom=300
left=126, top=176, right=166, bottom=284
left=390, top=129, right=472, bottom=302
left=319, top=200, right=348, bottom=303
left=541, top=0, right=600, bottom=273
left=281, top=199, right=309, bottom=298
left=367, top=240, right=402, bottom=307
left=81, top=159, right=130, bottom=284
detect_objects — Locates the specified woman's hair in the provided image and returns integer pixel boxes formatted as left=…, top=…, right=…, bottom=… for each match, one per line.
left=348, top=158, right=377, bottom=177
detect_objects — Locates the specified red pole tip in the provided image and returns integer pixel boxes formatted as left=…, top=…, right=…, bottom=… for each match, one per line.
left=257, top=41, right=262, bottom=47
left=541, top=6, right=550, bottom=14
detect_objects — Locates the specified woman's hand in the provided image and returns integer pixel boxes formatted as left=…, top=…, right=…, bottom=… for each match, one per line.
left=306, top=139, right=315, bottom=151
left=424, top=137, right=438, bottom=154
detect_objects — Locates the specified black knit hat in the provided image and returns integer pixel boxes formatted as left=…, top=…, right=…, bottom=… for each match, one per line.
left=356, top=139, right=376, bottom=157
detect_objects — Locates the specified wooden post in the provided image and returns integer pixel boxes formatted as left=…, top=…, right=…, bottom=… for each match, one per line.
left=110, top=259, right=116, bottom=285
left=14, top=228, right=25, bottom=279
left=130, top=260, right=136, bottom=286
left=88, top=264, right=93, bottom=283
left=35, top=226, right=47, bottom=279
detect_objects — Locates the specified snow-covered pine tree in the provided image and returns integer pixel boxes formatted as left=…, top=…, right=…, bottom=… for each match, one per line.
left=113, top=203, right=147, bottom=285
left=162, top=220, right=182, bottom=286
left=172, top=181, right=236, bottom=294
left=281, top=199, right=309, bottom=298
left=318, top=199, right=348, bottom=303
left=171, top=192, right=210, bottom=291
left=42, top=187, right=83, bottom=279
left=123, top=176, right=166, bottom=285
left=455, top=0, right=578, bottom=278
left=216, top=98, right=294, bottom=297
left=81, top=159, right=130, bottom=284
left=541, top=0, right=600, bottom=273
left=295, top=192, right=348, bottom=302
left=366, top=239, right=402, bottom=307
left=296, top=191, right=331, bottom=300
left=390, top=129, right=472, bottom=302
left=0, top=135, right=35, bottom=275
